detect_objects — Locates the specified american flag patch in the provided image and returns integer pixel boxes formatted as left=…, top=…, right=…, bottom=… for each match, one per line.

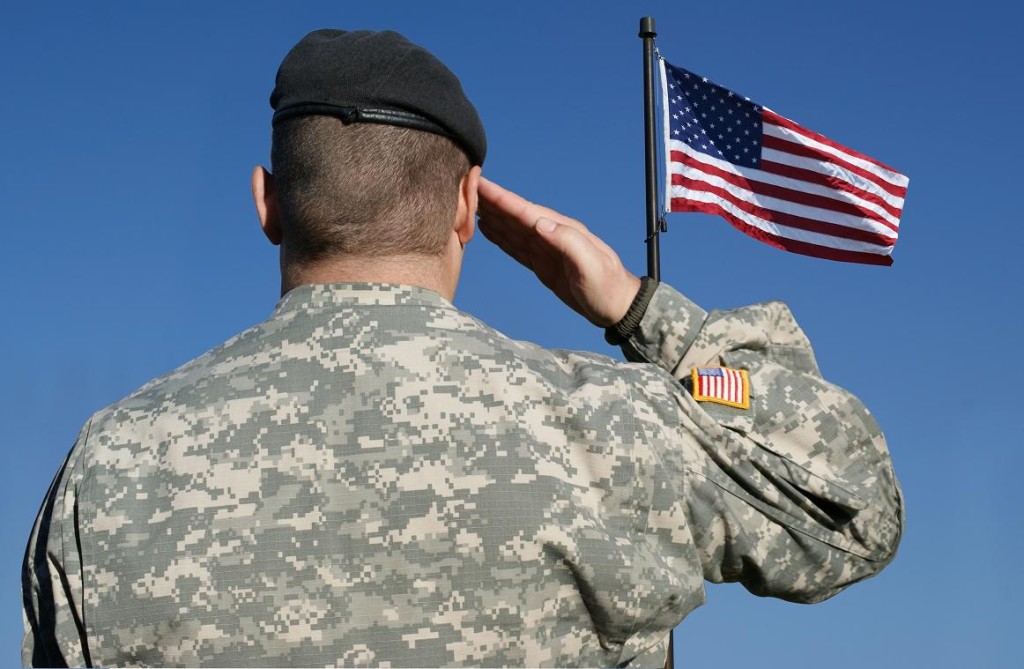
left=691, top=367, right=750, bottom=409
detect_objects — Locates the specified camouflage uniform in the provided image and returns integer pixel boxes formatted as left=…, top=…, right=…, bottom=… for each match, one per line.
left=23, top=282, right=902, bottom=667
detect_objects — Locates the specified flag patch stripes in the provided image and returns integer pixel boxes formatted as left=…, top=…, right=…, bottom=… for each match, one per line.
left=691, top=367, right=750, bottom=409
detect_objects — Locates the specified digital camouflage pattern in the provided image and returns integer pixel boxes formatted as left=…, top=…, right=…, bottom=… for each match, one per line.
left=23, top=282, right=903, bottom=667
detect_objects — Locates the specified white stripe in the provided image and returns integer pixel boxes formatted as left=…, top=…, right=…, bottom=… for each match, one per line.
left=670, top=141, right=901, bottom=228
left=669, top=186, right=895, bottom=254
left=673, top=161, right=899, bottom=240
left=659, top=57, right=673, bottom=215
left=763, top=115, right=910, bottom=189
left=762, top=146, right=906, bottom=211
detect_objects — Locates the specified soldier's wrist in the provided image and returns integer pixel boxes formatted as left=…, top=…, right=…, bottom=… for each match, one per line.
left=604, top=276, right=659, bottom=346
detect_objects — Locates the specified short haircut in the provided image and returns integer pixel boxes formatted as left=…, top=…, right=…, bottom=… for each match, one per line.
left=271, top=117, right=471, bottom=264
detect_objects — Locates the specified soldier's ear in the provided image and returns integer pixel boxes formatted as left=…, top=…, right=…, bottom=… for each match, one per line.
left=455, top=165, right=481, bottom=246
left=252, top=165, right=282, bottom=246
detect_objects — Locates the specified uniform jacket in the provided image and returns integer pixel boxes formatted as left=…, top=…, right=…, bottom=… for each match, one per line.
left=23, top=282, right=903, bottom=667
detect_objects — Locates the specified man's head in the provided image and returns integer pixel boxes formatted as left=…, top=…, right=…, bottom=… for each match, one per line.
left=252, top=30, right=485, bottom=292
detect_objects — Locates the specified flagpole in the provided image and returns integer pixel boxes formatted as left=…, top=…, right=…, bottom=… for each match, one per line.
left=640, top=19, right=674, bottom=667
left=640, top=16, right=661, bottom=282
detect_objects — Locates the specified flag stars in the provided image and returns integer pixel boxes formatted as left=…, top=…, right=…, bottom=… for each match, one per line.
left=664, top=62, right=762, bottom=168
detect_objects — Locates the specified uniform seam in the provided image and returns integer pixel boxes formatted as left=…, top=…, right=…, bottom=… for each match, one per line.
left=614, top=376, right=646, bottom=665
left=612, top=373, right=689, bottom=666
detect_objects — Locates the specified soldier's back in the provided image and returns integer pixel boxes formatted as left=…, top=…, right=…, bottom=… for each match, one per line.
left=67, top=283, right=689, bottom=667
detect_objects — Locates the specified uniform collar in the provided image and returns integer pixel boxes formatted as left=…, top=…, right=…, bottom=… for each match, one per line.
left=273, top=282, right=454, bottom=315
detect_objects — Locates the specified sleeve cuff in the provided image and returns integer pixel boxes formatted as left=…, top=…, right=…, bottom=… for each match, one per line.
left=619, top=283, right=707, bottom=376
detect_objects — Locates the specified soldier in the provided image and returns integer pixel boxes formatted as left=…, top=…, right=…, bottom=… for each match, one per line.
left=23, top=29, right=903, bottom=667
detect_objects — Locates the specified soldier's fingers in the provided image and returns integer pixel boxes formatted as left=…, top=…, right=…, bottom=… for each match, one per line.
left=477, top=212, right=531, bottom=254
left=532, top=218, right=601, bottom=279
left=477, top=217, right=536, bottom=271
left=478, top=178, right=587, bottom=234
left=478, top=178, right=622, bottom=262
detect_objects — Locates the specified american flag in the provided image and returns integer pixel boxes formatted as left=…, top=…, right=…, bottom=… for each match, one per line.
left=691, top=367, right=749, bottom=409
left=660, top=58, right=908, bottom=265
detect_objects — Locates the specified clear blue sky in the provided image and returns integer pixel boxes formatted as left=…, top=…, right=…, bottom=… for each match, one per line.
left=2, top=2, right=1020, bottom=666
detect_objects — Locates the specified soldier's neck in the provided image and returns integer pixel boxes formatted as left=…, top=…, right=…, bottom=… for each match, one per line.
left=280, top=253, right=458, bottom=301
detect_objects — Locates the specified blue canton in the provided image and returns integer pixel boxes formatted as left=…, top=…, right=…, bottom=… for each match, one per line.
left=663, top=60, right=764, bottom=168
left=698, top=367, right=724, bottom=377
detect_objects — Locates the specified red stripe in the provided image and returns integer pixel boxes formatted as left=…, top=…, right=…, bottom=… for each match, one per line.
left=763, top=109, right=905, bottom=176
left=670, top=171, right=898, bottom=244
left=670, top=199, right=894, bottom=265
left=671, top=162, right=897, bottom=239
left=671, top=151, right=898, bottom=231
left=762, top=135, right=907, bottom=200
left=760, top=158, right=903, bottom=220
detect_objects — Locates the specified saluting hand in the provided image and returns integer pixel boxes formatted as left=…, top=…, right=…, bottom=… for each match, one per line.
left=476, top=177, right=641, bottom=328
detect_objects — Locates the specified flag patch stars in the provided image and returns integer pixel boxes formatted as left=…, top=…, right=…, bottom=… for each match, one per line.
left=691, top=367, right=750, bottom=409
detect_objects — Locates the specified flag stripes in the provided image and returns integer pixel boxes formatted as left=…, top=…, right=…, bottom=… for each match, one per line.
left=660, top=58, right=908, bottom=264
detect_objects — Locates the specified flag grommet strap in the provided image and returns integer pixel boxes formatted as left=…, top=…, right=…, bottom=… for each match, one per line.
left=690, top=367, right=750, bottom=409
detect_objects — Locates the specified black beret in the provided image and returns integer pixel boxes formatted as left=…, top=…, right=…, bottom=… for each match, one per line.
left=270, top=29, right=486, bottom=166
